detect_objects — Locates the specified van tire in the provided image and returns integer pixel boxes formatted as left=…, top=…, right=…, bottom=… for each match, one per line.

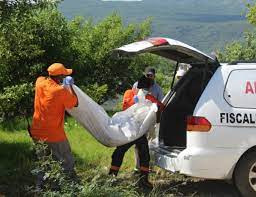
left=234, top=151, right=256, bottom=197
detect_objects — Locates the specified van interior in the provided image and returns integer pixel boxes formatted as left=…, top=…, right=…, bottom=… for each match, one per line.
left=159, top=63, right=219, bottom=149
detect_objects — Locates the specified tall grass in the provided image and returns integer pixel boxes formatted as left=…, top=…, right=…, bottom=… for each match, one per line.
left=0, top=118, right=239, bottom=196
left=0, top=118, right=140, bottom=196
left=0, top=119, right=34, bottom=196
left=65, top=118, right=134, bottom=171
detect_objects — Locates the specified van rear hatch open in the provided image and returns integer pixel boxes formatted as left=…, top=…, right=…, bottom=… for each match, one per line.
left=114, top=37, right=219, bottom=173
left=114, top=37, right=217, bottom=65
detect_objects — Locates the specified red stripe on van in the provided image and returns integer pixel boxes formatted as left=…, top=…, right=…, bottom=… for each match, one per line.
left=147, top=38, right=168, bottom=46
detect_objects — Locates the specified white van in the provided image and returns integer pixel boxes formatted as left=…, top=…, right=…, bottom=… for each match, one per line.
left=115, top=37, right=256, bottom=197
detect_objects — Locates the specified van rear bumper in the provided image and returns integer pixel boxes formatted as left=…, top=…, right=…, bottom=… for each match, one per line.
left=152, top=146, right=243, bottom=180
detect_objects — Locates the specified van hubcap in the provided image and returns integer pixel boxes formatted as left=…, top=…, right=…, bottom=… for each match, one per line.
left=249, top=163, right=256, bottom=191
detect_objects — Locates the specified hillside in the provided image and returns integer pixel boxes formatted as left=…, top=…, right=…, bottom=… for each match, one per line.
left=59, top=0, right=252, bottom=53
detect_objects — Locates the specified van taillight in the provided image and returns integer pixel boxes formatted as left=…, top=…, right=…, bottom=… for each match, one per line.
left=187, top=116, right=212, bottom=132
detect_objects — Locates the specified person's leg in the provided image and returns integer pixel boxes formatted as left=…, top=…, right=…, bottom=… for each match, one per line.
left=47, top=140, right=76, bottom=177
left=136, top=135, right=150, bottom=173
left=109, top=141, right=134, bottom=176
left=135, top=135, right=152, bottom=188
left=147, top=124, right=157, bottom=172
left=147, top=124, right=156, bottom=143
left=135, top=126, right=154, bottom=172
left=135, top=125, right=155, bottom=172
left=134, top=145, right=140, bottom=172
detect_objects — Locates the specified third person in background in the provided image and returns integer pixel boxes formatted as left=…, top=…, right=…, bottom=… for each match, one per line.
left=133, top=67, right=163, bottom=101
left=132, top=66, right=164, bottom=173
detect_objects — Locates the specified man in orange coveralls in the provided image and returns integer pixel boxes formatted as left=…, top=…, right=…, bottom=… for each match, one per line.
left=109, top=75, right=164, bottom=189
left=30, top=63, right=78, bottom=188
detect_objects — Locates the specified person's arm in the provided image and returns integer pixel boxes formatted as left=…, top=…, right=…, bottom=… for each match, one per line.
left=146, top=94, right=165, bottom=112
left=62, top=76, right=78, bottom=109
left=132, top=81, right=138, bottom=89
left=63, top=76, right=78, bottom=107
left=122, top=90, right=135, bottom=110
left=62, top=87, right=78, bottom=109
left=66, top=86, right=78, bottom=107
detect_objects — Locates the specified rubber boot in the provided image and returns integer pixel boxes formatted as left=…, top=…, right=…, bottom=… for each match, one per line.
left=132, top=167, right=140, bottom=175
left=66, top=170, right=81, bottom=184
left=138, top=173, right=153, bottom=189
left=108, top=168, right=119, bottom=184
left=108, top=169, right=118, bottom=176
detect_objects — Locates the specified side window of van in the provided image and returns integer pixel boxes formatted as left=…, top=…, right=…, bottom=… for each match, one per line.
left=224, top=69, right=256, bottom=108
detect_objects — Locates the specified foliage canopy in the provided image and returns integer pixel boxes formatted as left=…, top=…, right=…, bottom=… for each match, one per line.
left=0, top=0, right=172, bottom=121
left=218, top=2, right=256, bottom=62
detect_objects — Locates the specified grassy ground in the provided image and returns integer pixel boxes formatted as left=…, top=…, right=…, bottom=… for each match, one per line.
left=0, top=118, right=240, bottom=196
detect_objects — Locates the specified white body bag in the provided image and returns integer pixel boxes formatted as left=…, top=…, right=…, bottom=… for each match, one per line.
left=67, top=86, right=157, bottom=147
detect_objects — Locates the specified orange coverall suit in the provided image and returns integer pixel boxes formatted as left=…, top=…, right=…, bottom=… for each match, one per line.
left=31, top=76, right=77, bottom=174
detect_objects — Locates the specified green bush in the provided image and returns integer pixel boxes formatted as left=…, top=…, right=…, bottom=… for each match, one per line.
left=218, top=2, right=256, bottom=62
left=0, top=3, right=73, bottom=120
left=80, top=83, right=108, bottom=104
left=0, top=83, right=33, bottom=121
left=218, top=31, right=256, bottom=62
left=0, top=1, right=155, bottom=121
left=0, top=1, right=176, bottom=121
left=68, top=14, right=153, bottom=97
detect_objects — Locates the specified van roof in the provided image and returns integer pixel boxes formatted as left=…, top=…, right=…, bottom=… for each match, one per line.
left=227, top=60, right=256, bottom=65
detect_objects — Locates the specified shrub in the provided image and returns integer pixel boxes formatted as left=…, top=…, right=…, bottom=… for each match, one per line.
left=0, top=2, right=153, bottom=121
left=0, top=83, right=33, bottom=121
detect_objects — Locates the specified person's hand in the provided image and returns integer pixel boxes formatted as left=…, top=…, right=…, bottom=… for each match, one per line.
left=133, top=95, right=139, bottom=103
left=63, top=76, right=74, bottom=86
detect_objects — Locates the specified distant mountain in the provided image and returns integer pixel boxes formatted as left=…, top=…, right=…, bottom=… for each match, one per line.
left=59, top=0, right=252, bottom=53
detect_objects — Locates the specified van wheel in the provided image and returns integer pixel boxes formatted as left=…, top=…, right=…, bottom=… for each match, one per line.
left=234, top=151, right=256, bottom=197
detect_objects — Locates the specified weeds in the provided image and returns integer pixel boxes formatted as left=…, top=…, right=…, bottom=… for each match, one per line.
left=29, top=142, right=140, bottom=197
left=0, top=119, right=240, bottom=196
left=29, top=142, right=82, bottom=196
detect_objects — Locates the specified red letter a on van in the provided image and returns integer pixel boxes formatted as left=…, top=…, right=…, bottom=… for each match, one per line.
left=245, top=81, right=254, bottom=94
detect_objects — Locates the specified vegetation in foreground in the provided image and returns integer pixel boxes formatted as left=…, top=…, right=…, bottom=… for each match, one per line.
left=2, top=0, right=256, bottom=196
left=0, top=118, right=240, bottom=196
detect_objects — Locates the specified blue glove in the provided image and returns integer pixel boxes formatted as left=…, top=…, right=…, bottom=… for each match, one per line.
left=63, top=76, right=74, bottom=86
left=133, top=95, right=139, bottom=103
